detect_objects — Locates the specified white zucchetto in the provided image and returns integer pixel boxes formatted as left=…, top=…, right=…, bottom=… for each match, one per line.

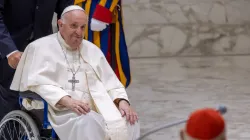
left=61, top=5, right=85, bottom=17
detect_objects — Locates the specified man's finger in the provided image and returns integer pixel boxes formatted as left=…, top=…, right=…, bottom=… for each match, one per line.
left=13, top=60, right=18, bottom=67
left=119, top=109, right=125, bottom=117
left=18, top=53, right=23, bottom=58
left=133, top=112, right=138, bottom=121
left=12, top=63, right=18, bottom=69
left=9, top=63, right=17, bottom=69
left=9, top=63, right=14, bottom=69
left=15, top=57, right=21, bottom=64
left=10, top=59, right=19, bottom=69
left=126, top=110, right=131, bottom=121
left=79, top=103, right=89, bottom=113
left=84, top=103, right=90, bottom=112
left=130, top=112, right=136, bottom=125
left=8, top=59, right=14, bottom=68
left=129, top=114, right=135, bottom=125
left=73, top=108, right=81, bottom=115
left=14, top=56, right=20, bottom=61
left=135, top=114, right=139, bottom=122
left=132, top=113, right=138, bottom=124
left=77, top=106, right=86, bottom=115
left=83, top=105, right=90, bottom=113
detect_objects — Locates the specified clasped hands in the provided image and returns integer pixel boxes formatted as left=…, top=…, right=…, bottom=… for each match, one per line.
left=58, top=96, right=138, bottom=124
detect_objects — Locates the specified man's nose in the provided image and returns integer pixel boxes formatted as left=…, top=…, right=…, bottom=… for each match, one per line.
left=76, top=28, right=83, bottom=36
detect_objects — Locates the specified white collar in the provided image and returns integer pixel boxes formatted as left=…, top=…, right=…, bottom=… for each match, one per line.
left=57, top=31, right=82, bottom=52
left=57, top=31, right=73, bottom=50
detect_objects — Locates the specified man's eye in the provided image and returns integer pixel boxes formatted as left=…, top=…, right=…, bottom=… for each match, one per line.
left=71, top=24, right=77, bottom=29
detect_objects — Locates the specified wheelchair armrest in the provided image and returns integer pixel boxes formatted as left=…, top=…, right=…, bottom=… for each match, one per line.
left=19, top=90, right=43, bottom=100
left=19, top=91, right=52, bottom=129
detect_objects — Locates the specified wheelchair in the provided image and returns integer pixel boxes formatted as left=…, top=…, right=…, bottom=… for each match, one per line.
left=0, top=91, right=58, bottom=140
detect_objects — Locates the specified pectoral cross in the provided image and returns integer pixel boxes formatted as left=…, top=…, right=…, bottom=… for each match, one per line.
left=68, top=74, right=79, bottom=91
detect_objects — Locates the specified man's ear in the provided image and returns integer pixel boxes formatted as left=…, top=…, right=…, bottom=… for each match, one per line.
left=57, top=19, right=63, bottom=28
left=180, top=129, right=185, bottom=140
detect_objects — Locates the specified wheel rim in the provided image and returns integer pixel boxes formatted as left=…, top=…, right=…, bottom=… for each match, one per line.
left=0, top=117, right=35, bottom=140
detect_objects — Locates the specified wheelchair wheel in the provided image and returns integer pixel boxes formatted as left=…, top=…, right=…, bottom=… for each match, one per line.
left=0, top=110, right=40, bottom=140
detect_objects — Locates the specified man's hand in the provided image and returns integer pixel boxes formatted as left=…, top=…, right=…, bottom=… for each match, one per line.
left=118, top=100, right=138, bottom=125
left=7, top=51, right=22, bottom=69
left=58, top=96, right=90, bottom=115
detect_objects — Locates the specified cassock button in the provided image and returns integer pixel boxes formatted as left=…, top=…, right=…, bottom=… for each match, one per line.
left=36, top=6, right=39, bottom=9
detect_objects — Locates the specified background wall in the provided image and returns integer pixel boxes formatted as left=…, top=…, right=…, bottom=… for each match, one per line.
left=122, top=0, right=250, bottom=58
left=53, top=0, right=250, bottom=58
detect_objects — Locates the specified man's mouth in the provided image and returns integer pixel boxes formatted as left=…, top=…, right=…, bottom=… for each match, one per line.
left=73, top=36, right=82, bottom=39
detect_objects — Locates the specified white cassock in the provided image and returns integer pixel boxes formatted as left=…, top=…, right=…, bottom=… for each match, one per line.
left=10, top=32, right=140, bottom=140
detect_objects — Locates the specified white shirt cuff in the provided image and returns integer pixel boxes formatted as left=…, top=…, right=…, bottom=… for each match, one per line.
left=7, top=50, right=18, bottom=58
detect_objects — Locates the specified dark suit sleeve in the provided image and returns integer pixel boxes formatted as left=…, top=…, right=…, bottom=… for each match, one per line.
left=55, top=0, right=74, bottom=19
left=0, top=0, right=17, bottom=58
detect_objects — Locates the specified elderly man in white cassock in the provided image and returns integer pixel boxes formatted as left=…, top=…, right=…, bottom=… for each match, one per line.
left=10, top=5, right=140, bottom=140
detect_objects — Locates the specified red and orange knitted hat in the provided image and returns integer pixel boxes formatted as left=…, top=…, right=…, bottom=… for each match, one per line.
left=185, top=108, right=225, bottom=139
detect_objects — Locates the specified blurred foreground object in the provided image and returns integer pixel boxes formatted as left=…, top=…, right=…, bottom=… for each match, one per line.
left=180, top=107, right=226, bottom=140
left=138, top=105, right=227, bottom=140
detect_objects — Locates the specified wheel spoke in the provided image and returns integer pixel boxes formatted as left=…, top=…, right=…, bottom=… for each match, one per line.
left=0, top=111, right=40, bottom=140
left=0, top=118, right=37, bottom=140
left=6, top=122, right=13, bottom=140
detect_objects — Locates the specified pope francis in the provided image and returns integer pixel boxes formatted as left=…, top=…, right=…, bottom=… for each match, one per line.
left=10, top=5, right=140, bottom=140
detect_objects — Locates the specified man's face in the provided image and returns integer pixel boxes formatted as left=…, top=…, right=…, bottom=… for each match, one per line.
left=58, top=10, right=87, bottom=49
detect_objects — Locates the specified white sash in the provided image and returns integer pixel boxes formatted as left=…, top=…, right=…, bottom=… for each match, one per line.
left=85, top=71, right=128, bottom=140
